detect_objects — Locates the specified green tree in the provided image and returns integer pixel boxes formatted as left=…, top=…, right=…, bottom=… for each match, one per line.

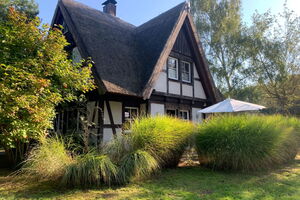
left=0, top=0, right=38, bottom=21
left=0, top=8, right=95, bottom=165
left=190, top=0, right=249, bottom=97
left=248, top=5, right=300, bottom=113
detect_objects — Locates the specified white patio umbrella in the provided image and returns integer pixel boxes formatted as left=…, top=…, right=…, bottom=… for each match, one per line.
left=198, top=98, right=266, bottom=114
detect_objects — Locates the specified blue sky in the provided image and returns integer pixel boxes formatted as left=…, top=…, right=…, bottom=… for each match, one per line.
left=36, top=0, right=300, bottom=26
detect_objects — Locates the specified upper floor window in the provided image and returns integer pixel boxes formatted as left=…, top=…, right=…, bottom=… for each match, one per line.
left=72, top=47, right=82, bottom=64
left=181, top=61, right=191, bottom=83
left=62, top=21, right=69, bottom=34
left=168, top=57, right=178, bottom=80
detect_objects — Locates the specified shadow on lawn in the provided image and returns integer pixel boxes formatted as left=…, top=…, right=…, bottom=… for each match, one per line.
left=127, top=158, right=300, bottom=200
left=0, top=157, right=299, bottom=200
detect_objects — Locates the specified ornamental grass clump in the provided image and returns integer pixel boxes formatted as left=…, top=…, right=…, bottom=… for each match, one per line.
left=20, top=136, right=73, bottom=182
left=195, top=114, right=300, bottom=171
left=129, top=116, right=196, bottom=168
left=102, top=135, right=159, bottom=185
left=61, top=153, right=118, bottom=188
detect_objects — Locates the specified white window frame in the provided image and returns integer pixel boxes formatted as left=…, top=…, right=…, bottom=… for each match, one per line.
left=168, top=57, right=179, bottom=80
left=181, top=61, right=191, bottom=83
left=124, top=107, right=139, bottom=122
left=179, top=110, right=189, bottom=120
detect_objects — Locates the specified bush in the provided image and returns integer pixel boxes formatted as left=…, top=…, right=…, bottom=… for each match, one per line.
left=118, top=150, right=159, bottom=184
left=102, top=116, right=195, bottom=183
left=195, top=115, right=300, bottom=171
left=129, top=116, right=196, bottom=168
left=102, top=134, right=159, bottom=184
left=62, top=153, right=118, bottom=188
left=20, top=136, right=72, bottom=181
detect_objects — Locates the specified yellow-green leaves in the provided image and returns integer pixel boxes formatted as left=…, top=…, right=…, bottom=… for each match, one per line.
left=0, top=8, right=95, bottom=161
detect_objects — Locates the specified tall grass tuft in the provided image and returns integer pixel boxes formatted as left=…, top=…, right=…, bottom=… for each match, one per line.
left=129, top=116, right=196, bottom=168
left=20, top=136, right=73, bottom=182
left=61, top=153, right=118, bottom=188
left=118, top=150, right=159, bottom=184
left=195, top=114, right=300, bottom=171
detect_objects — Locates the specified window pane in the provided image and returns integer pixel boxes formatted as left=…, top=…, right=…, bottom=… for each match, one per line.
left=168, top=57, right=178, bottom=80
left=181, top=62, right=191, bottom=82
left=179, top=111, right=189, bottom=120
left=124, top=107, right=139, bottom=122
left=166, top=110, right=176, bottom=117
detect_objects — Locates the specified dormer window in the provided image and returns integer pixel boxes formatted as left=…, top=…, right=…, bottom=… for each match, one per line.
left=181, top=61, right=191, bottom=83
left=62, top=20, right=69, bottom=34
left=168, top=57, right=178, bottom=80
left=72, top=47, right=82, bottom=64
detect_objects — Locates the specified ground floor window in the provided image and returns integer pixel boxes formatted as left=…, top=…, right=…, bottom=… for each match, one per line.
left=179, top=110, right=189, bottom=120
left=166, top=108, right=190, bottom=120
left=166, top=109, right=176, bottom=117
left=124, top=107, right=139, bottom=122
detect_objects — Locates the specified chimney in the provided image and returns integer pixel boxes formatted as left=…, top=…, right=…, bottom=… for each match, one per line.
left=102, top=0, right=117, bottom=17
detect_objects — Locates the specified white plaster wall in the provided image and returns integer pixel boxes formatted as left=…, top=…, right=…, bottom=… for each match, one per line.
left=154, top=69, right=167, bottom=93
left=182, top=84, right=193, bottom=97
left=87, top=101, right=98, bottom=124
left=104, top=101, right=122, bottom=125
left=103, top=128, right=122, bottom=143
left=194, top=80, right=207, bottom=99
left=169, top=81, right=181, bottom=95
left=192, top=108, right=203, bottom=123
left=150, top=103, right=165, bottom=116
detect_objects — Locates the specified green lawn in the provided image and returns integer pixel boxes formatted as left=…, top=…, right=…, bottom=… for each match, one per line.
left=0, top=156, right=299, bottom=200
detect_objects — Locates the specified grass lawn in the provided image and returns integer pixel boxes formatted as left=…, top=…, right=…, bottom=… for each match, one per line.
left=0, top=156, right=299, bottom=200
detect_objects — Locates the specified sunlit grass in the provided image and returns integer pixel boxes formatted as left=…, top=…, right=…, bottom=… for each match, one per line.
left=0, top=156, right=299, bottom=200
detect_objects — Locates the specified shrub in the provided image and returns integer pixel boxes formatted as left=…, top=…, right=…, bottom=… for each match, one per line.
left=118, top=150, right=159, bottom=184
left=20, top=136, right=72, bottom=181
left=102, top=135, right=159, bottom=184
left=61, top=153, right=118, bottom=188
left=129, top=116, right=196, bottom=168
left=195, top=114, right=300, bottom=171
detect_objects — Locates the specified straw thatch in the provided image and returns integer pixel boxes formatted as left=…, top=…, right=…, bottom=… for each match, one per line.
left=57, top=0, right=218, bottom=101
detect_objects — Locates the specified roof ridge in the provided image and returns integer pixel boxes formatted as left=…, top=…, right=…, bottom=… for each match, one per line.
left=137, top=2, right=186, bottom=30
left=60, top=0, right=136, bottom=29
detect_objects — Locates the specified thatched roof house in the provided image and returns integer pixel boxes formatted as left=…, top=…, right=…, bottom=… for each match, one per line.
left=52, top=0, right=220, bottom=143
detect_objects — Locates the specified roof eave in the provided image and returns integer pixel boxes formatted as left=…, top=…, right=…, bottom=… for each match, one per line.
left=142, top=7, right=188, bottom=100
left=57, top=0, right=108, bottom=95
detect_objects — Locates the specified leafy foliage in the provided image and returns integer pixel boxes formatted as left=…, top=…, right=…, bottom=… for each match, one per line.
left=0, top=0, right=38, bottom=21
left=0, top=9, right=95, bottom=164
left=195, top=115, right=300, bottom=171
left=190, top=0, right=249, bottom=97
left=247, top=6, right=300, bottom=113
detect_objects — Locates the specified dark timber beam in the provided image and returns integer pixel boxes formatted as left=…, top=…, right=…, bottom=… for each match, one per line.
left=105, top=101, right=117, bottom=136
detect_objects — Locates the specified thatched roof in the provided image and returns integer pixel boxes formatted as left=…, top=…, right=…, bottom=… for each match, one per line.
left=56, top=0, right=218, bottom=102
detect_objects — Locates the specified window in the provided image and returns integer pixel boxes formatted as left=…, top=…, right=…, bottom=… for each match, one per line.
left=72, top=47, right=82, bottom=64
left=62, top=21, right=69, bottom=34
left=179, top=110, right=189, bottom=120
left=166, top=109, right=176, bottom=117
left=124, top=107, right=139, bottom=122
left=168, top=57, right=178, bottom=80
left=181, top=61, right=191, bottom=83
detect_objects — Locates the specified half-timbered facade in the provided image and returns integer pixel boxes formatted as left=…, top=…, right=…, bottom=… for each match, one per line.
left=52, top=0, right=221, bottom=144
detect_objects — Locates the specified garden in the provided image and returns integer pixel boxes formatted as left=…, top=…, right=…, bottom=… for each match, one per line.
left=0, top=114, right=299, bottom=200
